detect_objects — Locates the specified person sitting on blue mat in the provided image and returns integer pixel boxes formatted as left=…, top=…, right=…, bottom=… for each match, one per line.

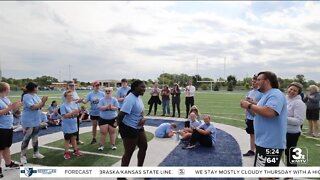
left=179, top=112, right=201, bottom=139
left=155, top=122, right=177, bottom=138
left=184, top=114, right=216, bottom=149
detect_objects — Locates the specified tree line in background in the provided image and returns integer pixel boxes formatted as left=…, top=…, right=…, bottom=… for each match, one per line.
left=1, top=74, right=319, bottom=92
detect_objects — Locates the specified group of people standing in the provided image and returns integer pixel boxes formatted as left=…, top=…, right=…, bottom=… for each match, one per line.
left=1, top=72, right=319, bottom=178
left=240, top=71, right=320, bottom=171
left=147, top=80, right=195, bottom=118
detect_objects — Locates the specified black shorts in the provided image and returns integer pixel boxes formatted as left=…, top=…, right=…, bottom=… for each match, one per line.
left=245, top=119, right=254, bottom=134
left=119, top=122, right=144, bottom=139
left=90, top=115, right=100, bottom=120
left=98, top=117, right=116, bottom=128
left=254, top=145, right=283, bottom=167
left=306, top=109, right=319, bottom=120
left=0, top=128, right=13, bottom=150
left=64, top=131, right=78, bottom=140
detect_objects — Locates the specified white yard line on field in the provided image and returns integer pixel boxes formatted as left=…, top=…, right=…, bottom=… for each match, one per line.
left=41, top=145, right=122, bottom=159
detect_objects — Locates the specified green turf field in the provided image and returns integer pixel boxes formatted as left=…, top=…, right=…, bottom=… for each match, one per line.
left=11, top=131, right=154, bottom=166
left=8, top=90, right=320, bottom=166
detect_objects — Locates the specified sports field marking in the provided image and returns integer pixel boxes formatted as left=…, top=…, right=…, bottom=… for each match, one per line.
left=41, top=145, right=122, bottom=159
left=302, top=135, right=320, bottom=141
left=213, top=115, right=244, bottom=122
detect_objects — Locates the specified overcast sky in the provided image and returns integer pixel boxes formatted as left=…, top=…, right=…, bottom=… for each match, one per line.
left=0, top=1, right=319, bottom=82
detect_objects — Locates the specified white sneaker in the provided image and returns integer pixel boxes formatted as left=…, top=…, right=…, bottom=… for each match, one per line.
left=33, top=152, right=45, bottom=159
left=98, top=145, right=104, bottom=151
left=20, top=156, right=27, bottom=164
left=111, top=145, right=117, bottom=150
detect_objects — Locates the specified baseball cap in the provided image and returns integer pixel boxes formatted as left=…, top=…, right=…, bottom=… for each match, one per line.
left=93, top=81, right=100, bottom=86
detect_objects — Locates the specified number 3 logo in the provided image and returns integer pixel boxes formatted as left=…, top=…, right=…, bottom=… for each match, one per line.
left=292, top=147, right=303, bottom=160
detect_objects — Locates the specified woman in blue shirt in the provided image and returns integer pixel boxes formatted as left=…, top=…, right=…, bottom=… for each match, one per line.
left=60, top=90, right=82, bottom=160
left=0, top=82, right=23, bottom=177
left=98, top=87, right=119, bottom=151
left=48, top=100, right=58, bottom=114
left=184, top=114, right=216, bottom=149
left=117, top=80, right=147, bottom=167
left=20, top=82, right=48, bottom=164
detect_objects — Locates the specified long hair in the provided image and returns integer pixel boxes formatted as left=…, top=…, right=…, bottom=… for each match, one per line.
left=21, top=82, right=38, bottom=101
left=51, top=100, right=57, bottom=106
left=126, top=79, right=144, bottom=96
left=257, top=71, right=279, bottom=89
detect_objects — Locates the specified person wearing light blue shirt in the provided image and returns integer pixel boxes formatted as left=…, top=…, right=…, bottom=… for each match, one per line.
left=60, top=103, right=79, bottom=134
left=97, top=87, right=119, bottom=151
left=82, top=81, right=105, bottom=144
left=184, top=114, right=216, bottom=149
left=179, top=112, right=201, bottom=139
left=116, top=79, right=131, bottom=109
left=155, top=122, right=176, bottom=138
left=243, top=75, right=262, bottom=157
left=62, top=81, right=83, bottom=145
left=39, top=112, right=48, bottom=129
left=60, top=90, right=82, bottom=160
left=117, top=80, right=147, bottom=167
left=48, top=109, right=62, bottom=126
left=240, top=71, right=287, bottom=167
left=20, top=82, right=48, bottom=164
left=0, top=82, right=23, bottom=172
left=121, top=93, right=144, bottom=129
left=48, top=100, right=58, bottom=114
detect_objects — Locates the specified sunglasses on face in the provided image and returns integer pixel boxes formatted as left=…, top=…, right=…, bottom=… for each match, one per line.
left=105, top=90, right=111, bottom=93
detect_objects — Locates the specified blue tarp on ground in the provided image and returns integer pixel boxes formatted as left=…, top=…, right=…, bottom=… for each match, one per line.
left=13, top=118, right=243, bottom=180
left=145, top=119, right=243, bottom=180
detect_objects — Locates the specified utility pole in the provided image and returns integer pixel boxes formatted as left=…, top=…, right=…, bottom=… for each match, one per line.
left=162, top=70, right=164, bottom=87
left=59, top=70, right=61, bottom=82
left=196, top=56, right=198, bottom=77
left=224, top=57, right=226, bottom=81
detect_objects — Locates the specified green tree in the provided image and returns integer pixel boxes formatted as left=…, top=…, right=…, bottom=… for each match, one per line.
left=200, top=83, right=209, bottom=90
left=227, top=75, right=237, bottom=87
left=307, top=80, right=317, bottom=86
left=192, top=74, right=202, bottom=90
left=34, top=76, right=59, bottom=86
left=227, top=81, right=234, bottom=91
left=294, top=74, right=307, bottom=88
left=243, top=77, right=252, bottom=86
left=213, top=83, right=220, bottom=91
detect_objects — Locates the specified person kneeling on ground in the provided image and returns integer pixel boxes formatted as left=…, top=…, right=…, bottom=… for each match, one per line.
left=155, top=122, right=177, bottom=138
left=179, top=112, right=201, bottom=140
left=184, top=114, right=216, bottom=149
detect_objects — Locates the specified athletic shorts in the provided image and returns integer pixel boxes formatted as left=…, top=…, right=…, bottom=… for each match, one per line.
left=306, top=109, right=319, bottom=120
left=245, top=119, right=254, bottom=134
left=64, top=131, right=78, bottom=140
left=0, top=128, right=13, bottom=150
left=90, top=115, right=100, bottom=120
left=119, top=122, right=144, bottom=139
left=254, top=145, right=283, bottom=167
left=98, top=117, right=116, bottom=128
